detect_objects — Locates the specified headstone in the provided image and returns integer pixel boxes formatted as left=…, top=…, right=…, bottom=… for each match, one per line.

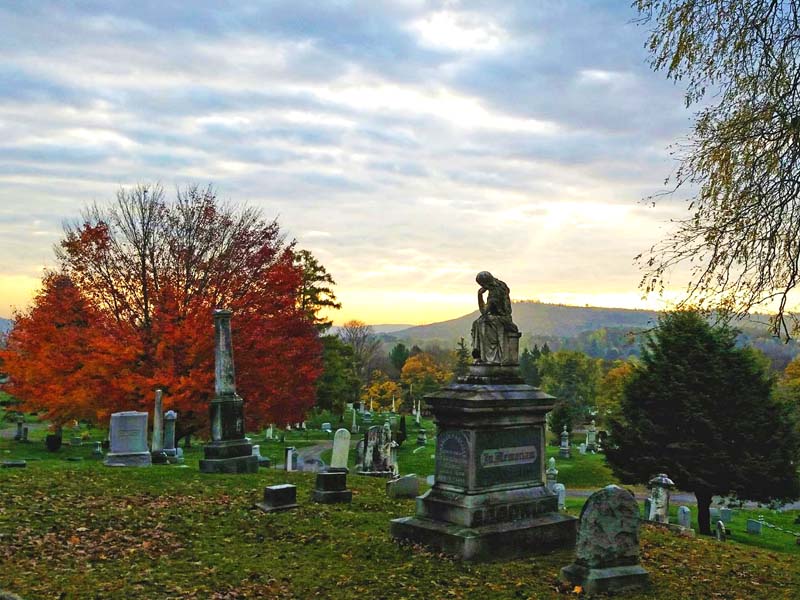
left=643, top=498, right=652, bottom=521
left=710, top=507, right=721, bottom=522
left=362, top=412, right=372, bottom=424
left=746, top=519, right=762, bottom=535
left=416, top=429, right=427, bottom=446
left=546, top=457, right=558, bottom=493
left=104, top=411, right=152, bottom=467
left=265, top=425, right=274, bottom=440
left=162, top=410, right=183, bottom=463
left=351, top=408, right=358, bottom=433
left=312, top=471, right=352, bottom=504
left=330, top=428, right=351, bottom=471
left=300, top=457, right=326, bottom=472
left=13, top=415, right=23, bottom=441
left=426, top=475, right=435, bottom=486
left=151, top=389, right=164, bottom=453
left=21, top=427, right=29, bottom=443
left=720, top=507, right=733, bottom=523
left=45, top=434, right=62, bottom=452
left=585, top=419, right=598, bottom=452
left=387, top=474, right=420, bottom=499
left=677, top=506, right=691, bottom=529
left=391, top=272, right=576, bottom=560
left=715, top=520, right=727, bottom=542
left=1, top=460, right=27, bottom=468
left=199, top=309, right=258, bottom=474
left=559, top=425, right=571, bottom=458
left=578, top=443, right=587, bottom=455
left=256, top=484, right=299, bottom=513
left=251, top=445, right=271, bottom=467
left=91, top=441, right=104, bottom=458
left=561, top=485, right=649, bottom=595
left=553, top=483, right=567, bottom=510
left=355, top=439, right=365, bottom=466
left=284, top=447, right=296, bottom=472
left=357, top=424, right=394, bottom=477
left=647, top=473, right=674, bottom=523
left=321, top=422, right=332, bottom=433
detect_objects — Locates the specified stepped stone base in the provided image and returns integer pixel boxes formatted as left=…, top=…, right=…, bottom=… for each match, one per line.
left=391, top=511, right=576, bottom=561
left=561, top=563, right=650, bottom=595
left=200, top=454, right=258, bottom=474
left=104, top=452, right=152, bottom=467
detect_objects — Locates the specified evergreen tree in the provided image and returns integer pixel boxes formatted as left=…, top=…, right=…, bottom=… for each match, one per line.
left=605, top=311, right=800, bottom=535
left=389, top=343, right=410, bottom=372
left=397, top=414, right=407, bottom=446
left=531, top=344, right=541, bottom=361
left=295, top=249, right=342, bottom=332
left=541, top=342, right=551, bottom=356
left=316, top=335, right=360, bottom=416
left=454, top=337, right=470, bottom=379
left=519, top=347, right=541, bottom=387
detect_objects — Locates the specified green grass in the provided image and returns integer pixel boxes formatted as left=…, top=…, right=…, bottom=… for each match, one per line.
left=1, top=448, right=799, bottom=599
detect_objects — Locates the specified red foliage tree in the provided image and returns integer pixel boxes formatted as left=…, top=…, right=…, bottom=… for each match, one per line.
left=1, top=185, right=322, bottom=438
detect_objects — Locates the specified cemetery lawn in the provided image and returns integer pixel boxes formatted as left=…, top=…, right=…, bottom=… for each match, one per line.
left=2, top=452, right=800, bottom=600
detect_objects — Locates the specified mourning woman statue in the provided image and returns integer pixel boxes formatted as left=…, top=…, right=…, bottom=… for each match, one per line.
left=470, top=271, right=519, bottom=364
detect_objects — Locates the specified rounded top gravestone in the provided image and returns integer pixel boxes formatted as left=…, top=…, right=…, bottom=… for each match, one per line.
left=574, top=484, right=641, bottom=569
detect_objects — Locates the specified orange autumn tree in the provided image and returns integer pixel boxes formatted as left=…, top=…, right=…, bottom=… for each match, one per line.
left=1, top=184, right=322, bottom=439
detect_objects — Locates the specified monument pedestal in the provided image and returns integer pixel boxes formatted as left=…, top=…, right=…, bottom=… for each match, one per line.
left=104, top=451, right=152, bottom=467
left=390, top=365, right=576, bottom=560
left=199, top=394, right=258, bottom=474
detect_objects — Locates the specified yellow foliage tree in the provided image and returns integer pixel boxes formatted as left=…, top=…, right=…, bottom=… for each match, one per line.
left=596, top=360, right=636, bottom=426
left=362, top=370, right=401, bottom=412
left=400, top=353, right=452, bottom=408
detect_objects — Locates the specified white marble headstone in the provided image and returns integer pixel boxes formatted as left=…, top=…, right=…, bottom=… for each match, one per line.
left=331, top=428, right=351, bottom=469
left=109, top=411, right=149, bottom=454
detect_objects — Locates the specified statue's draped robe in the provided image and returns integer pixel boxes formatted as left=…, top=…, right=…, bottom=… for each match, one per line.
left=471, top=281, right=516, bottom=364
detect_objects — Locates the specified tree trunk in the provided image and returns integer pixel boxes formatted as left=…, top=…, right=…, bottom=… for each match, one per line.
left=695, top=490, right=713, bottom=535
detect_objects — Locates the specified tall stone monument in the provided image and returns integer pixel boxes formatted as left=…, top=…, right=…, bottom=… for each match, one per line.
left=199, top=309, right=259, bottom=474
left=391, top=272, right=576, bottom=560
left=151, top=389, right=168, bottom=464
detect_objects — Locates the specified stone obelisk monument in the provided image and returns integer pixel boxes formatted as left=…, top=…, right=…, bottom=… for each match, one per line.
left=391, top=272, right=576, bottom=560
left=199, top=309, right=258, bottom=474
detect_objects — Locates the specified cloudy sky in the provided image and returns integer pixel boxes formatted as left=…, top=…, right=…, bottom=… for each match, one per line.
left=0, top=1, right=695, bottom=325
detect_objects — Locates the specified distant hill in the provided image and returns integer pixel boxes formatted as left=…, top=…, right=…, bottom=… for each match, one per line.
left=331, top=323, right=414, bottom=335
left=0, top=318, right=11, bottom=334
left=392, top=302, right=659, bottom=343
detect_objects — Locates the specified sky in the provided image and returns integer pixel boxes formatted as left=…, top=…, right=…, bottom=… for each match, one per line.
left=0, top=1, right=696, bottom=325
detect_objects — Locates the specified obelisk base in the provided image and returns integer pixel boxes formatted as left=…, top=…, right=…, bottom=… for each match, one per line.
left=200, top=439, right=258, bottom=474
left=391, top=512, right=576, bottom=561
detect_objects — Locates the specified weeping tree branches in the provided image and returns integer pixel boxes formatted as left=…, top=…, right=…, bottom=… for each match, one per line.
left=635, top=0, right=800, bottom=338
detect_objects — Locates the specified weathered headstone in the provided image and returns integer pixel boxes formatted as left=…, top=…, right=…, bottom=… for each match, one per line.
left=199, top=309, right=258, bottom=474
left=151, top=389, right=165, bottom=463
left=746, top=519, right=762, bottom=535
left=387, top=474, right=420, bottom=499
left=416, top=428, right=427, bottom=446
left=91, top=441, right=104, bottom=458
left=321, top=422, right=332, bottom=433
left=265, top=424, right=274, bottom=440
left=1, top=460, right=27, bottom=468
left=251, top=445, right=271, bottom=467
left=647, top=473, right=674, bottom=523
left=391, top=272, right=576, bottom=560
left=284, top=446, right=296, bottom=472
left=546, top=457, right=558, bottom=493
left=553, top=483, right=567, bottom=510
left=104, top=411, right=152, bottom=467
left=559, top=425, right=571, bottom=458
left=351, top=408, right=358, bottom=433
left=312, top=471, right=352, bottom=504
left=677, top=505, right=691, bottom=529
left=561, top=485, right=649, bottom=595
left=578, top=442, right=587, bottom=455
left=256, top=484, right=299, bottom=513
left=715, top=520, right=727, bottom=542
left=357, top=424, right=394, bottom=477
left=585, top=419, right=598, bottom=452
left=330, top=428, right=351, bottom=471
left=20, top=427, right=29, bottom=443
left=13, top=415, right=23, bottom=441
left=720, top=507, right=733, bottom=523
left=162, top=410, right=183, bottom=463
left=70, top=422, right=82, bottom=447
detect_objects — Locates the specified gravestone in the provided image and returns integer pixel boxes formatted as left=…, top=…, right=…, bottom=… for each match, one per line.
left=199, top=309, right=258, bottom=474
left=321, top=422, right=332, bottom=433
left=91, top=441, right=104, bottom=458
left=13, top=415, right=23, bottom=441
left=546, top=457, right=558, bottom=493
left=265, top=425, right=274, bottom=440
left=677, top=506, right=691, bottom=529
left=387, top=474, right=420, bottom=499
left=104, top=411, right=152, bottom=467
left=559, top=425, right=571, bottom=458
left=746, top=519, right=762, bottom=535
left=45, top=433, right=62, bottom=452
left=312, top=471, right=352, bottom=504
left=69, top=422, right=82, bottom=447
left=391, top=272, right=576, bottom=560
left=561, top=485, right=649, bottom=595
left=163, top=410, right=183, bottom=464
left=416, top=429, right=427, bottom=446
left=330, top=428, right=351, bottom=471
left=251, top=445, right=271, bottom=467
left=647, top=473, right=674, bottom=523
left=585, top=419, right=598, bottom=452
left=720, top=507, right=733, bottom=523
left=284, top=447, right=297, bottom=472
left=553, top=483, right=567, bottom=510
left=710, top=507, right=721, bottom=522
left=357, top=424, right=395, bottom=477
left=643, top=498, right=652, bottom=521
left=351, top=408, right=358, bottom=433
left=1, top=460, right=27, bottom=468
left=20, top=427, right=29, bottom=443
left=256, top=484, right=299, bottom=513
left=150, top=389, right=166, bottom=464
left=578, top=443, right=587, bottom=455
left=300, top=457, right=326, bottom=472
left=715, top=520, right=727, bottom=542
